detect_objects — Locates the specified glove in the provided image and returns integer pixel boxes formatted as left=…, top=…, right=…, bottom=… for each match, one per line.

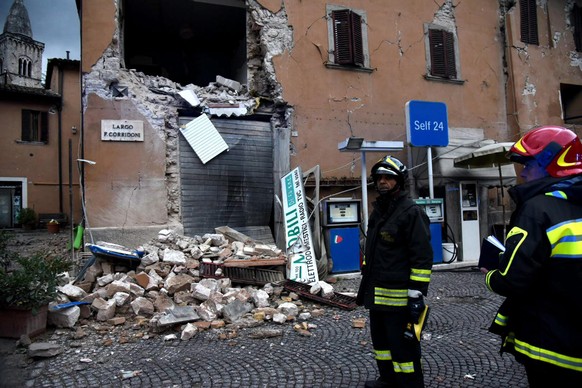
left=408, top=291, right=425, bottom=324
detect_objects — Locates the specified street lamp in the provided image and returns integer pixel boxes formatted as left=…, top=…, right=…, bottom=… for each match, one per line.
left=338, top=138, right=404, bottom=230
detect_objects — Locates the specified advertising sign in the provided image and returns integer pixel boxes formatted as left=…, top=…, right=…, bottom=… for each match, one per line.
left=281, top=167, right=319, bottom=284
left=101, top=120, right=144, bottom=142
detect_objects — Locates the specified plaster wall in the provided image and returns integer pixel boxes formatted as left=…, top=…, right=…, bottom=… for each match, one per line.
left=505, top=0, right=582, bottom=134
left=0, top=99, right=60, bottom=214
left=276, top=0, right=508, bottom=179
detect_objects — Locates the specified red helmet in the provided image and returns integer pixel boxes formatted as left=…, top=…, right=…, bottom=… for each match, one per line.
left=507, top=126, right=582, bottom=177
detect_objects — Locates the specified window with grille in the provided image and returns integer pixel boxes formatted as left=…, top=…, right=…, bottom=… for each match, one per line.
left=21, top=110, right=48, bottom=143
left=573, top=5, right=582, bottom=52
left=427, top=28, right=458, bottom=79
left=520, top=0, right=539, bottom=45
left=326, top=5, right=369, bottom=69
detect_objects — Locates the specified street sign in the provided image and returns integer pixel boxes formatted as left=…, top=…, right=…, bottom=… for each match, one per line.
left=405, top=100, right=449, bottom=147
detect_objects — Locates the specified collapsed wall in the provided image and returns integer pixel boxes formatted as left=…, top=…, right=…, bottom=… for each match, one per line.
left=82, top=0, right=294, bottom=227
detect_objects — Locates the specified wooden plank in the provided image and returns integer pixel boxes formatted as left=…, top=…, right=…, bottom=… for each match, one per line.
left=222, top=257, right=286, bottom=268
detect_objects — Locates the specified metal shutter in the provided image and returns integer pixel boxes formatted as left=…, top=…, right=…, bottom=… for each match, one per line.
left=179, top=118, right=274, bottom=240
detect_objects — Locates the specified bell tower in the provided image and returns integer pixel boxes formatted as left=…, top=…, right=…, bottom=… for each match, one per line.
left=0, top=0, right=44, bottom=88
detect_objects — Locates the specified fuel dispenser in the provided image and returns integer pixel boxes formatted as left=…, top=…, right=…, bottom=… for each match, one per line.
left=322, top=198, right=362, bottom=273
left=414, top=198, right=444, bottom=264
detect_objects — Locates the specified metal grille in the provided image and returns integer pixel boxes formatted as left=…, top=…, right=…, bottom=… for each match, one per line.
left=200, top=262, right=284, bottom=286
left=283, top=279, right=358, bottom=310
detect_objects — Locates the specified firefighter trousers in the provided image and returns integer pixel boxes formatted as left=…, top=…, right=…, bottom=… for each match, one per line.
left=369, top=309, right=424, bottom=388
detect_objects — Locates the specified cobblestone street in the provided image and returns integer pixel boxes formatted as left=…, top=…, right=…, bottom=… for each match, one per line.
left=1, top=268, right=527, bottom=388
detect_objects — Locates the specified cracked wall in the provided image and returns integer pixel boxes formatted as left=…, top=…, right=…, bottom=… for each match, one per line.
left=503, top=0, right=582, bottom=131
left=80, top=0, right=294, bottom=239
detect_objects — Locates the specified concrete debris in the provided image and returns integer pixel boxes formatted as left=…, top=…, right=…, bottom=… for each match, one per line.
left=27, top=342, right=62, bottom=358
left=44, top=227, right=356, bottom=345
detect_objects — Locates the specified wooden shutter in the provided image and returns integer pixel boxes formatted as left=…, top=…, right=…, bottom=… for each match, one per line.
left=429, top=29, right=457, bottom=79
left=574, top=5, right=582, bottom=52
left=21, top=110, right=31, bottom=141
left=351, top=12, right=364, bottom=66
left=332, top=9, right=364, bottom=66
left=520, top=0, right=539, bottom=45
left=40, top=112, right=48, bottom=143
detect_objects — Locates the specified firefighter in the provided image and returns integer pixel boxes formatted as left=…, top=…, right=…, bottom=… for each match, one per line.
left=484, top=126, right=582, bottom=387
left=356, top=155, right=433, bottom=388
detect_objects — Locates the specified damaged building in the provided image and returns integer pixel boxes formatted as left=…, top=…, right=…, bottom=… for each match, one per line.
left=10, top=0, right=582, bottom=269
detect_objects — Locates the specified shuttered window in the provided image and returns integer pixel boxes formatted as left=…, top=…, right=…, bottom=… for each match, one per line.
left=573, top=5, right=582, bottom=52
left=520, top=0, right=539, bottom=45
left=21, top=110, right=48, bottom=143
left=332, top=9, right=364, bottom=66
left=429, top=28, right=457, bottom=79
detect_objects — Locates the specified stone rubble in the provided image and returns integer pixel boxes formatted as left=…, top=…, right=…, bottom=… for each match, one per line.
left=44, top=227, right=355, bottom=346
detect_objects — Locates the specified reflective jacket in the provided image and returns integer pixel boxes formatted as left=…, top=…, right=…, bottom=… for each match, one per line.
left=356, top=191, right=433, bottom=310
left=486, top=175, right=582, bottom=372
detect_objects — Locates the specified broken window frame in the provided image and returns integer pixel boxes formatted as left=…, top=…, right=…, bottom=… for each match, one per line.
left=572, top=4, right=582, bottom=52
left=424, top=24, right=463, bottom=84
left=20, top=109, right=48, bottom=143
left=326, top=5, right=371, bottom=72
left=520, top=0, right=539, bottom=45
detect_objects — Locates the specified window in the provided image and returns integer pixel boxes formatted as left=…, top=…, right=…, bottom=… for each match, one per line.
left=326, top=5, right=370, bottom=70
left=425, top=25, right=461, bottom=82
left=572, top=5, right=582, bottom=52
left=520, top=0, right=538, bottom=45
left=560, top=83, right=582, bottom=125
left=18, top=58, right=32, bottom=77
left=21, top=110, right=48, bottom=143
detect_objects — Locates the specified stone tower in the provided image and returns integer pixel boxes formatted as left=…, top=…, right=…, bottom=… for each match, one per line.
left=0, top=0, right=44, bottom=88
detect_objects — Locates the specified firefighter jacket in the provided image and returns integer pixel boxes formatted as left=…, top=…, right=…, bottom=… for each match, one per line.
left=486, top=174, right=582, bottom=372
left=356, top=190, right=433, bottom=311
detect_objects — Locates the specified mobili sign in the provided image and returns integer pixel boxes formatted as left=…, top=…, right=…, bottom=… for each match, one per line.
left=101, top=120, right=144, bottom=142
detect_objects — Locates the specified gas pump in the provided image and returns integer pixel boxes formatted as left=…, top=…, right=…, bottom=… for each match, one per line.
left=322, top=198, right=362, bottom=273
left=414, top=198, right=444, bottom=264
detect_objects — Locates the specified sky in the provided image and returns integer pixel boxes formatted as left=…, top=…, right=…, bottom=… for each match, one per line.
left=0, top=0, right=80, bottom=76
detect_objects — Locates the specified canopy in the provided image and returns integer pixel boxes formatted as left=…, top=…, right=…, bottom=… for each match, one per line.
left=453, top=142, right=516, bottom=237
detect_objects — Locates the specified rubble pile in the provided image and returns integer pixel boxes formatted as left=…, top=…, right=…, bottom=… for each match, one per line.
left=51, top=228, right=346, bottom=341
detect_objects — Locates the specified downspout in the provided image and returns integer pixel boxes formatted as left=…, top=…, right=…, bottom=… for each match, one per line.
left=58, top=62, right=64, bottom=213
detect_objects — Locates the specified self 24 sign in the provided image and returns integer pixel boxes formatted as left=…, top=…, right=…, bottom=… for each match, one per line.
left=405, top=100, right=449, bottom=147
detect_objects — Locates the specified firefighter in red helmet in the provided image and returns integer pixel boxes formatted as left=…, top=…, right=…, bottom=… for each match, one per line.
left=484, top=126, right=582, bottom=387
left=357, top=155, right=433, bottom=388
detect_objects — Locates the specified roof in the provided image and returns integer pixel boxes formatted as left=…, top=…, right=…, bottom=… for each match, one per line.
left=45, top=58, right=80, bottom=89
left=0, top=83, right=61, bottom=102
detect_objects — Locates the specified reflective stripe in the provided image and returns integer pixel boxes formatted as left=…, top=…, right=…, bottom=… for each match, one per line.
left=546, top=219, right=582, bottom=259
left=499, top=226, right=528, bottom=276
left=374, top=287, right=408, bottom=307
left=410, top=268, right=431, bottom=283
left=513, top=338, right=582, bottom=372
left=545, top=190, right=567, bottom=199
left=374, top=349, right=392, bottom=361
left=494, top=313, right=508, bottom=327
left=393, top=361, right=415, bottom=374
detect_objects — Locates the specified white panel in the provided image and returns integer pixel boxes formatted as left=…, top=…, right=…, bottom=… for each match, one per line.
left=180, top=115, right=229, bottom=164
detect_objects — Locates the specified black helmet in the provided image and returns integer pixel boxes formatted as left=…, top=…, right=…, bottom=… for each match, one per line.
left=371, top=155, right=407, bottom=188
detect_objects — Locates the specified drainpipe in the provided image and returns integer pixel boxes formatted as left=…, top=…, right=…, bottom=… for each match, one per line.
left=58, top=62, right=64, bottom=213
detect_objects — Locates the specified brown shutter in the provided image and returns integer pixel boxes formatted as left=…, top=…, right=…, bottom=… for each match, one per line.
left=520, top=0, right=539, bottom=45
left=40, top=112, right=48, bottom=143
left=443, top=31, right=457, bottom=78
left=574, top=5, right=582, bottom=52
left=332, top=9, right=364, bottom=66
left=333, top=10, right=353, bottom=65
left=429, top=29, right=457, bottom=79
left=21, top=110, right=31, bottom=141
left=351, top=12, right=364, bottom=66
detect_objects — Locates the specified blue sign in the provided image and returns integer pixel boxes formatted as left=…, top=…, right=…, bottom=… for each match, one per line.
left=405, top=100, right=449, bottom=147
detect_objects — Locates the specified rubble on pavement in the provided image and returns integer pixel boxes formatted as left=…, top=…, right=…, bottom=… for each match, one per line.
left=46, top=227, right=358, bottom=344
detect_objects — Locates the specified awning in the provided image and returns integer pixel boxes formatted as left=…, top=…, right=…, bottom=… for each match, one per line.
left=412, top=138, right=517, bottom=188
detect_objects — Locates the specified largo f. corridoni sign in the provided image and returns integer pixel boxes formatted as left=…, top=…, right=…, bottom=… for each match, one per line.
left=281, top=167, right=319, bottom=285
